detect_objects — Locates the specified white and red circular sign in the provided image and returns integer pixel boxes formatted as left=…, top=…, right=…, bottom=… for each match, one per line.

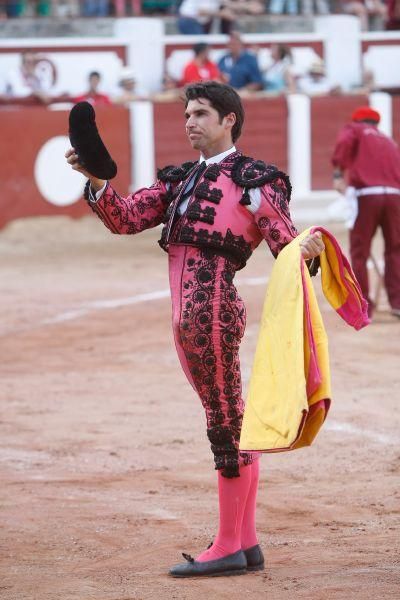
left=34, top=136, right=86, bottom=206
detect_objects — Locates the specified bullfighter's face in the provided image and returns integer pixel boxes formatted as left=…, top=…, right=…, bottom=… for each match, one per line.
left=184, top=98, right=235, bottom=159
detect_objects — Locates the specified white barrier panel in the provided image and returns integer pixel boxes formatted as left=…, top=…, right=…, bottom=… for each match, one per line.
left=130, top=100, right=155, bottom=190
left=369, top=92, right=393, bottom=137
left=315, top=15, right=361, bottom=91
left=287, top=94, right=311, bottom=198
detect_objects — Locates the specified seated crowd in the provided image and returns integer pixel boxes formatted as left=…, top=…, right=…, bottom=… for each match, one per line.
left=0, top=39, right=379, bottom=107
left=1, top=0, right=397, bottom=31
left=0, top=38, right=376, bottom=105
left=161, top=34, right=372, bottom=97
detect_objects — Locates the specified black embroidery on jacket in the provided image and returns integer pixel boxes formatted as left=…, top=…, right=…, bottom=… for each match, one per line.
left=157, top=161, right=197, bottom=184
left=203, top=163, right=221, bottom=182
left=186, top=204, right=216, bottom=225
left=195, top=181, right=223, bottom=205
left=89, top=186, right=165, bottom=235
left=231, top=154, right=292, bottom=205
left=174, top=226, right=252, bottom=269
left=177, top=250, right=254, bottom=477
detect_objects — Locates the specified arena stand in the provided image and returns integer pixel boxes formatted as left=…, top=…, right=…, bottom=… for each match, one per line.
left=0, top=15, right=400, bottom=228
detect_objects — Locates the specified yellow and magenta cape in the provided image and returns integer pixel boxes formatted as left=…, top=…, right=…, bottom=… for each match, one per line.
left=239, top=227, right=370, bottom=453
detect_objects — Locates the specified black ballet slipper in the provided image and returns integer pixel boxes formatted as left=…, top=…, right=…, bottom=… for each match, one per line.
left=169, top=549, right=247, bottom=578
left=68, top=101, right=117, bottom=180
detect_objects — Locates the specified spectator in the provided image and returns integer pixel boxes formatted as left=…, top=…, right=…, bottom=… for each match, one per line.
left=386, top=0, right=400, bottom=29
left=181, top=43, right=222, bottom=86
left=218, top=32, right=263, bottom=92
left=113, top=67, right=140, bottom=105
left=55, top=1, right=81, bottom=17
left=113, top=0, right=143, bottom=15
left=300, top=0, right=329, bottom=14
left=263, top=44, right=296, bottom=94
left=340, top=0, right=387, bottom=31
left=223, top=0, right=265, bottom=32
left=5, top=51, right=55, bottom=104
left=178, top=0, right=236, bottom=34
left=5, top=0, right=26, bottom=16
left=151, top=72, right=182, bottom=101
left=269, top=0, right=298, bottom=15
left=228, top=0, right=264, bottom=14
left=36, top=0, right=52, bottom=15
left=297, top=59, right=341, bottom=95
left=81, top=0, right=110, bottom=16
left=75, top=71, right=111, bottom=106
left=141, top=0, right=174, bottom=13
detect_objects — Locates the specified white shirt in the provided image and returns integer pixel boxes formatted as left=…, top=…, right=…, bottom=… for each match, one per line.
left=297, top=74, right=333, bottom=96
left=179, top=0, right=220, bottom=23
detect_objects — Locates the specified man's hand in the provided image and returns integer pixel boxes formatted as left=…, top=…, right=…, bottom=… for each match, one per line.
left=300, top=231, right=325, bottom=260
left=333, top=175, right=347, bottom=195
left=65, top=147, right=105, bottom=192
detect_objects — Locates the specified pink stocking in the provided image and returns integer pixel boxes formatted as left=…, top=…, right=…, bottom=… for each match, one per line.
left=196, top=463, right=252, bottom=562
left=241, top=458, right=260, bottom=550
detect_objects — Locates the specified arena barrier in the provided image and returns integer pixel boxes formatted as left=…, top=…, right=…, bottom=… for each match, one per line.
left=0, top=105, right=131, bottom=229
left=2, top=92, right=400, bottom=228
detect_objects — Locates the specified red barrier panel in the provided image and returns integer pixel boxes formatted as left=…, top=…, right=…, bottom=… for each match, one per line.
left=153, top=97, right=288, bottom=173
left=0, top=106, right=131, bottom=229
left=311, top=95, right=367, bottom=190
left=153, top=101, right=198, bottom=169
left=241, top=97, right=288, bottom=171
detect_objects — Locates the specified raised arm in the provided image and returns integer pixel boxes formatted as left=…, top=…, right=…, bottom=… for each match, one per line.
left=66, top=147, right=172, bottom=235
left=85, top=180, right=172, bottom=235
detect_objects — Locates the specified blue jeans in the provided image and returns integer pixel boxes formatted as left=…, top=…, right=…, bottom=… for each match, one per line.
left=269, top=0, right=298, bottom=14
left=177, top=16, right=205, bottom=34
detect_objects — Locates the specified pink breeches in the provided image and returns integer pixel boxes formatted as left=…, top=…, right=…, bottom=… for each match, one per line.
left=168, top=243, right=256, bottom=478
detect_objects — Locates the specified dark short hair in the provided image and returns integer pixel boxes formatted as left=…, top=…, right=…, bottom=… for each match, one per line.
left=89, top=71, right=101, bottom=79
left=193, top=42, right=209, bottom=56
left=184, top=81, right=244, bottom=143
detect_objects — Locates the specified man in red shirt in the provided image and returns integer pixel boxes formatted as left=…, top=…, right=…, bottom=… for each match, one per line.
left=332, top=106, right=400, bottom=319
left=74, top=71, right=111, bottom=106
left=181, top=43, right=222, bottom=86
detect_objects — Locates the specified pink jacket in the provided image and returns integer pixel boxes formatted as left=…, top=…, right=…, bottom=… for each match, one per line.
left=87, top=151, right=298, bottom=269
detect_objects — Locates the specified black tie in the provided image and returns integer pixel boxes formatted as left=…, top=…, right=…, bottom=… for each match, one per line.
left=179, top=161, right=207, bottom=205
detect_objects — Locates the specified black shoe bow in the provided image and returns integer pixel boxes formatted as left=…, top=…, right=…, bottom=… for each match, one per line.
left=169, top=549, right=247, bottom=578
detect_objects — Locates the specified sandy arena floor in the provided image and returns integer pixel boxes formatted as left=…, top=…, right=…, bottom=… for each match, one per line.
left=0, top=215, right=399, bottom=600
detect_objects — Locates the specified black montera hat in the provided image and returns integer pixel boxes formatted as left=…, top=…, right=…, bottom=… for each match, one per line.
left=69, top=101, right=117, bottom=180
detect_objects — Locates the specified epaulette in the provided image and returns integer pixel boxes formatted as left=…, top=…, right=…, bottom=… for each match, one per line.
left=157, top=161, right=197, bottom=184
left=231, top=155, right=292, bottom=206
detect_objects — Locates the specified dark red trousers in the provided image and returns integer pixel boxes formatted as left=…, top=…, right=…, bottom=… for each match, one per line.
left=350, top=194, right=400, bottom=311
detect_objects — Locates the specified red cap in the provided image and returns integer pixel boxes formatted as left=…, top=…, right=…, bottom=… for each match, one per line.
left=351, top=106, right=380, bottom=123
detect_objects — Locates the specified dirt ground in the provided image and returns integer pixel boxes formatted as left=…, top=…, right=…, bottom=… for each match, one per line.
left=0, top=215, right=399, bottom=600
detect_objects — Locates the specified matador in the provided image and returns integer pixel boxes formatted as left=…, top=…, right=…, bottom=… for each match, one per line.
left=66, top=81, right=325, bottom=578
